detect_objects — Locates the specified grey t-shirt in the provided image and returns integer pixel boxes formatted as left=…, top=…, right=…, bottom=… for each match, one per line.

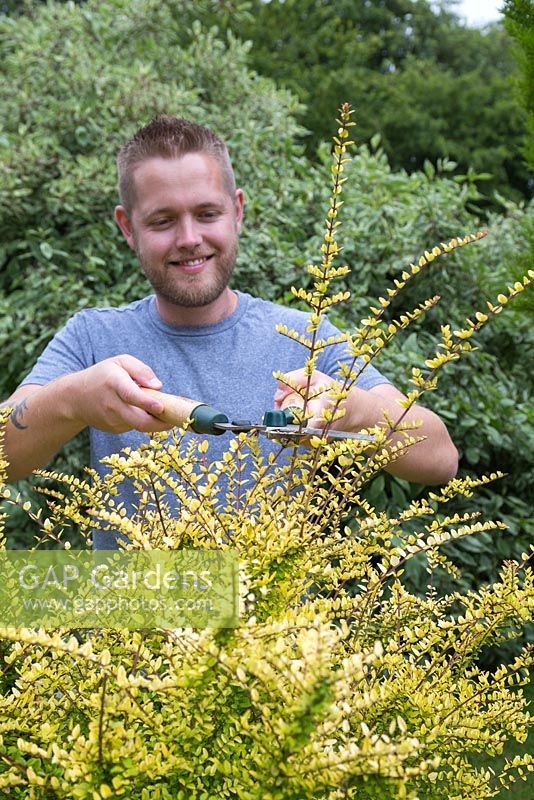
left=22, top=291, right=389, bottom=547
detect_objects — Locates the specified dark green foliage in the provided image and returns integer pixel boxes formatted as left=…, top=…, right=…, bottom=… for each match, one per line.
left=505, top=0, right=534, bottom=168
left=0, top=0, right=85, bottom=13
left=217, top=0, right=531, bottom=205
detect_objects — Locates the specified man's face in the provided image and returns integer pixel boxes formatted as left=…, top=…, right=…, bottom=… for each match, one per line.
left=115, top=153, right=244, bottom=310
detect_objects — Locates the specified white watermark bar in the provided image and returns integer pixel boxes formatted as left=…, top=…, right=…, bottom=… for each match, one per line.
left=0, top=550, right=239, bottom=629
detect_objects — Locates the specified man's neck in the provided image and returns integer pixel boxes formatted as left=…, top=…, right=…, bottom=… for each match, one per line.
left=155, top=288, right=238, bottom=327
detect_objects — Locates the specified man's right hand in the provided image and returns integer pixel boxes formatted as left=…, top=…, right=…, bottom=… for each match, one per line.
left=66, top=355, right=170, bottom=433
left=1, top=355, right=173, bottom=481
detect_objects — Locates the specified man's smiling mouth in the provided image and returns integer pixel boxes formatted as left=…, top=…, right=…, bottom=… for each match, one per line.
left=168, top=255, right=213, bottom=269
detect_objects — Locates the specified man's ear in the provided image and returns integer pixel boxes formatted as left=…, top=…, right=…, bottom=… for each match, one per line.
left=234, top=189, right=244, bottom=232
left=115, top=205, right=136, bottom=250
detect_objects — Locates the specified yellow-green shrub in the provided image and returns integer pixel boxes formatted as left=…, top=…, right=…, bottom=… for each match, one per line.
left=0, top=105, right=532, bottom=800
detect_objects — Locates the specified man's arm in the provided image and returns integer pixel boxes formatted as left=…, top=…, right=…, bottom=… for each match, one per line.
left=350, top=383, right=458, bottom=484
left=1, top=355, right=171, bottom=482
left=274, top=369, right=458, bottom=485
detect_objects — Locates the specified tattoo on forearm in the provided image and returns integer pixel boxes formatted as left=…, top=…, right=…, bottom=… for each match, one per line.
left=10, top=399, right=29, bottom=430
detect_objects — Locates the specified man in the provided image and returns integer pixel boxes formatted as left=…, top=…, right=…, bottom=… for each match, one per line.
left=2, top=117, right=458, bottom=546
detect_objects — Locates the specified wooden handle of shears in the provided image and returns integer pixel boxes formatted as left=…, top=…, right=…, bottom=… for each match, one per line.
left=143, top=388, right=202, bottom=427
left=279, top=392, right=305, bottom=410
left=279, top=392, right=307, bottom=422
left=141, top=389, right=228, bottom=435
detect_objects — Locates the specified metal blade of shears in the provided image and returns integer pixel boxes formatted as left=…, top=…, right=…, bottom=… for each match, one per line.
left=212, top=421, right=375, bottom=442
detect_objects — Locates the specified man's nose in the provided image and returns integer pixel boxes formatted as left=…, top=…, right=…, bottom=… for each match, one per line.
left=175, top=217, right=202, bottom=249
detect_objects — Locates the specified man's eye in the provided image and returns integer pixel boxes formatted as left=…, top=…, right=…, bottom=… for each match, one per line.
left=199, top=211, right=220, bottom=220
left=152, top=219, right=171, bottom=227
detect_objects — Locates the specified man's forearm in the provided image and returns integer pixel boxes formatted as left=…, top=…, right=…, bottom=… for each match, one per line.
left=1, top=377, right=85, bottom=481
left=345, top=386, right=458, bottom=485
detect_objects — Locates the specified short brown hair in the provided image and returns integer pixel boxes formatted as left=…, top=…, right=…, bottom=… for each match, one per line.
left=117, top=116, right=236, bottom=214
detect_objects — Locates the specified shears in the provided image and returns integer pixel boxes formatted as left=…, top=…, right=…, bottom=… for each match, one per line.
left=143, top=389, right=375, bottom=443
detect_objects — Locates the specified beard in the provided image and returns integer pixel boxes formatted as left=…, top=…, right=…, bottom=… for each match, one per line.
left=136, top=240, right=239, bottom=309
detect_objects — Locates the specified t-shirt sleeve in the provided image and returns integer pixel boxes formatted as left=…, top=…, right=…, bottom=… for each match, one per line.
left=20, top=312, right=95, bottom=387
left=316, top=316, right=391, bottom=391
